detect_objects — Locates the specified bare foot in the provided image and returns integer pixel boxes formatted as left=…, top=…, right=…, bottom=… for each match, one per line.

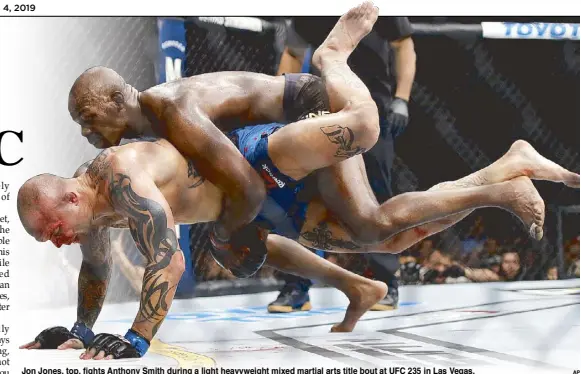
left=312, top=2, right=378, bottom=69
left=331, top=280, right=387, bottom=333
left=503, top=177, right=545, bottom=240
left=482, top=140, right=580, bottom=188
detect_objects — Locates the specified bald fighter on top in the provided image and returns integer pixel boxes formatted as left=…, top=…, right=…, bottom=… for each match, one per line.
left=67, top=3, right=385, bottom=265
left=67, top=3, right=579, bottom=264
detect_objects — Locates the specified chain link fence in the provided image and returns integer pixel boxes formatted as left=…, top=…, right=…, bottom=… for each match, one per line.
left=180, top=16, right=579, bottom=292
left=43, top=16, right=579, bottom=306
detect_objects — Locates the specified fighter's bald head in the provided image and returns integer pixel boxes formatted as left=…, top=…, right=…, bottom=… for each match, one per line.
left=18, top=173, right=91, bottom=247
left=68, top=67, right=136, bottom=149
left=68, top=66, right=126, bottom=118
left=17, top=174, right=66, bottom=236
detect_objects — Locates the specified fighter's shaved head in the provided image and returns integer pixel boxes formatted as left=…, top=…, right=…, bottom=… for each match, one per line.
left=68, top=66, right=139, bottom=149
left=18, top=173, right=91, bottom=247
left=68, top=66, right=126, bottom=118
left=17, top=174, right=66, bottom=235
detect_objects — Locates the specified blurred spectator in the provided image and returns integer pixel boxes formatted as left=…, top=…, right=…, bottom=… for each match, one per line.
left=444, top=250, right=526, bottom=282
left=565, top=237, right=580, bottom=270
left=419, top=249, right=454, bottom=284
left=482, top=255, right=502, bottom=275
left=546, top=265, right=559, bottom=281
left=464, top=236, right=498, bottom=268
left=461, top=216, right=486, bottom=256
left=567, top=259, right=580, bottom=278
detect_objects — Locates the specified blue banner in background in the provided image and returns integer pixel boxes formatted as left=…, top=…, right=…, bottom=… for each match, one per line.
left=158, top=18, right=195, bottom=296
left=157, top=18, right=186, bottom=84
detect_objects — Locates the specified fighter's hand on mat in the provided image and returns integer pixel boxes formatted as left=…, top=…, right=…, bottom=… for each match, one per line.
left=81, top=331, right=146, bottom=360
left=386, top=97, right=409, bottom=138
left=20, top=325, right=90, bottom=350
left=57, top=338, right=85, bottom=350
left=209, top=224, right=268, bottom=278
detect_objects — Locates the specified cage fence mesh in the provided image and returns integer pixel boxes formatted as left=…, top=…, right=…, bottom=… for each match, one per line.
left=38, top=17, right=579, bottom=309
left=182, top=17, right=580, bottom=291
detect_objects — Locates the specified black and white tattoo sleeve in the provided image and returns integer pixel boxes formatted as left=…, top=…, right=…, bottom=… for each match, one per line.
left=76, top=153, right=114, bottom=328
left=77, top=226, right=112, bottom=328
left=108, top=173, right=180, bottom=338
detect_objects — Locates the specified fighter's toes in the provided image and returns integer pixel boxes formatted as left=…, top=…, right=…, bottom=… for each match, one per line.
left=507, top=140, right=579, bottom=187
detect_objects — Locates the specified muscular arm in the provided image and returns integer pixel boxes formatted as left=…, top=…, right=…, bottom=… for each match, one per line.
left=390, top=36, right=416, bottom=102
left=108, top=168, right=185, bottom=340
left=77, top=227, right=113, bottom=328
left=164, top=105, right=266, bottom=239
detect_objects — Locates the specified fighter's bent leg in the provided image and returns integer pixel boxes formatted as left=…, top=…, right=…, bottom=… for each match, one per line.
left=316, top=156, right=476, bottom=246
left=346, top=174, right=545, bottom=243
left=318, top=140, right=578, bottom=245
left=268, top=3, right=380, bottom=180
left=303, top=175, right=539, bottom=255
left=265, top=234, right=387, bottom=332
left=299, top=199, right=467, bottom=254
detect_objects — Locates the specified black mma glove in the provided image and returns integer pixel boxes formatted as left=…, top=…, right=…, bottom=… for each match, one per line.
left=209, top=224, right=268, bottom=278
left=85, top=329, right=149, bottom=359
left=443, top=265, right=466, bottom=278
left=386, top=97, right=409, bottom=138
left=31, top=322, right=95, bottom=349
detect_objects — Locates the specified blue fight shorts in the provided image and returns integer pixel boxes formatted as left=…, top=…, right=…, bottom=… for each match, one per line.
left=228, top=123, right=308, bottom=239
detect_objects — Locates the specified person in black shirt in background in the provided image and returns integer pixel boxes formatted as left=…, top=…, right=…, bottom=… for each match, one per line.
left=269, top=17, right=416, bottom=312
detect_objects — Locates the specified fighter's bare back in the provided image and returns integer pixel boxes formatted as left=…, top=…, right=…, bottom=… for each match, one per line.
left=87, top=140, right=224, bottom=230
left=140, top=72, right=287, bottom=132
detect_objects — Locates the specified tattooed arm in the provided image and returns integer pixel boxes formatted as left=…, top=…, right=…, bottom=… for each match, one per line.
left=77, top=226, right=113, bottom=328
left=107, top=167, right=185, bottom=342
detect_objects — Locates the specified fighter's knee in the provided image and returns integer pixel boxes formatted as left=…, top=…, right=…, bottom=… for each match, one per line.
left=349, top=102, right=380, bottom=149
left=350, top=225, right=389, bottom=246
left=345, top=212, right=396, bottom=246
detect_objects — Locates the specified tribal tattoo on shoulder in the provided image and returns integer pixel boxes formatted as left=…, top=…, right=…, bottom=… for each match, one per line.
left=108, top=173, right=179, bottom=336
left=320, top=125, right=366, bottom=158
left=187, top=160, right=205, bottom=189
left=77, top=226, right=112, bottom=328
left=300, top=222, right=361, bottom=252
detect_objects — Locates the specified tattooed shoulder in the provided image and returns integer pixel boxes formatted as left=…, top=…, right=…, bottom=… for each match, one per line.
left=86, top=149, right=115, bottom=184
